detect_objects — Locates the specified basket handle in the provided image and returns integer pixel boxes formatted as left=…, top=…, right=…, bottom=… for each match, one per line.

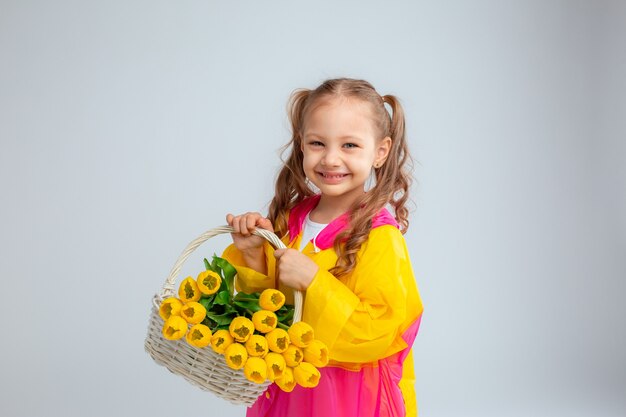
left=157, top=225, right=303, bottom=323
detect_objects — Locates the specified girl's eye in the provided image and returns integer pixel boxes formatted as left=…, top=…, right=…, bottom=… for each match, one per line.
left=343, top=143, right=358, bottom=149
left=309, top=141, right=324, bottom=147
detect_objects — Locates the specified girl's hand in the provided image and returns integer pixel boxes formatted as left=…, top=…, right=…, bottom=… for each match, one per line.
left=226, top=212, right=274, bottom=253
left=226, top=212, right=274, bottom=274
left=274, top=249, right=319, bottom=291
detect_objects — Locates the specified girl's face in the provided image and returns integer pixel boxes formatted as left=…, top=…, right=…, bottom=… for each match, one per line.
left=301, top=96, right=391, bottom=208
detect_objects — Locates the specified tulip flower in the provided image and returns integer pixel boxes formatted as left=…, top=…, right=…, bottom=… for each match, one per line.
left=288, top=322, right=314, bottom=348
left=293, top=362, right=320, bottom=388
left=264, top=352, right=286, bottom=381
left=185, top=324, right=212, bottom=348
left=252, top=310, right=278, bottom=333
left=244, top=357, right=268, bottom=384
left=211, top=329, right=234, bottom=354
left=224, top=342, right=248, bottom=370
left=282, top=345, right=303, bottom=367
left=197, top=270, right=221, bottom=295
left=303, top=339, right=329, bottom=367
left=162, top=316, right=188, bottom=340
left=258, top=289, right=285, bottom=312
left=275, top=367, right=296, bottom=393
left=178, top=277, right=201, bottom=303
left=229, top=316, right=255, bottom=342
left=265, top=328, right=290, bottom=353
left=159, top=297, right=183, bottom=321
left=180, top=301, right=207, bottom=324
left=244, top=334, right=269, bottom=357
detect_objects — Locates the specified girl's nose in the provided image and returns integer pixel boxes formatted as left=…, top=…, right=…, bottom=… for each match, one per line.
left=321, top=147, right=341, bottom=166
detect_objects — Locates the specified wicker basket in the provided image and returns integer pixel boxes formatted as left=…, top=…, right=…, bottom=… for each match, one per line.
left=145, top=225, right=303, bottom=406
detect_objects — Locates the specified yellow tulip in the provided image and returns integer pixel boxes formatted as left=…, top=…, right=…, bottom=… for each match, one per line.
left=245, top=334, right=269, bottom=357
left=243, top=357, right=267, bottom=384
left=252, top=310, right=278, bottom=333
left=159, top=297, right=182, bottom=321
left=224, top=342, right=248, bottom=370
left=303, top=339, right=329, bottom=367
left=211, top=329, right=234, bottom=354
left=185, top=324, right=212, bottom=348
left=258, top=289, right=285, bottom=312
left=180, top=301, right=207, bottom=324
left=275, top=367, right=296, bottom=393
left=162, top=315, right=188, bottom=340
left=293, top=362, right=320, bottom=388
left=229, top=316, right=255, bottom=342
left=264, top=352, right=286, bottom=381
left=197, top=270, right=221, bottom=295
left=265, top=328, right=290, bottom=353
left=288, top=321, right=314, bottom=348
left=178, top=277, right=201, bottom=303
left=282, top=345, right=303, bottom=367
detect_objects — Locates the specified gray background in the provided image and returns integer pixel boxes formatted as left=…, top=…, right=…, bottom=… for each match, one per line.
left=1, top=0, right=624, bottom=416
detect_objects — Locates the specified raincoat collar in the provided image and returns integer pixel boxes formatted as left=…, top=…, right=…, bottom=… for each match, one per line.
left=287, top=194, right=399, bottom=250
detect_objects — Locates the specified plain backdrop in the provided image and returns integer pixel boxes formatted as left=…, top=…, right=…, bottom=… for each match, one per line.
left=1, top=1, right=624, bottom=416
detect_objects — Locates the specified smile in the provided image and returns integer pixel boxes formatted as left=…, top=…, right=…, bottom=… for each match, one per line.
left=318, top=172, right=349, bottom=179
left=317, top=171, right=350, bottom=184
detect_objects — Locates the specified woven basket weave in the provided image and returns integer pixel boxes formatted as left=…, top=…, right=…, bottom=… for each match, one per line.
left=145, top=225, right=303, bottom=406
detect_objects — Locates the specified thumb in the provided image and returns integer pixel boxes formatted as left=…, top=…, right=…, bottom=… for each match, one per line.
left=257, top=217, right=274, bottom=231
left=273, top=248, right=285, bottom=259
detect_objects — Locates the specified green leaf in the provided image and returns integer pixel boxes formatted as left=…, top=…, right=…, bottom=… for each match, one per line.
left=233, top=292, right=260, bottom=303
left=206, top=311, right=237, bottom=326
left=214, top=290, right=231, bottom=306
left=223, top=303, right=237, bottom=314
left=277, top=307, right=294, bottom=324
left=198, top=296, right=214, bottom=311
left=214, top=255, right=237, bottom=296
left=233, top=299, right=262, bottom=313
left=204, top=258, right=211, bottom=270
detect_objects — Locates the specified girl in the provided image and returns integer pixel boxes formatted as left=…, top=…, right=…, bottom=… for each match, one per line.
left=223, top=78, right=424, bottom=417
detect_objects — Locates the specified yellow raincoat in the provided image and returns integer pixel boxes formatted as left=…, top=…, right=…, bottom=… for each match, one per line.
left=222, top=199, right=424, bottom=417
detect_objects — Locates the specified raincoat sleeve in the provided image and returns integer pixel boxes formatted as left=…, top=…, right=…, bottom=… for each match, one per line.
left=303, top=225, right=423, bottom=363
left=221, top=241, right=277, bottom=293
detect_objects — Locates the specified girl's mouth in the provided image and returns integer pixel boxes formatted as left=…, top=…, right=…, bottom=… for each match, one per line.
left=317, top=171, right=349, bottom=184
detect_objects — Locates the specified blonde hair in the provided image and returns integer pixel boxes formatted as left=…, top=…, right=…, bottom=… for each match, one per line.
left=268, top=78, right=413, bottom=277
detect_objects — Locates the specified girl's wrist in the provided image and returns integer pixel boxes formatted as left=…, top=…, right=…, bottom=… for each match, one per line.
left=300, top=265, right=319, bottom=290
left=241, top=247, right=267, bottom=275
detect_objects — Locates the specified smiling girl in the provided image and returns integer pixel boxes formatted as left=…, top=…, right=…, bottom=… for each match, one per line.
left=223, top=78, right=424, bottom=417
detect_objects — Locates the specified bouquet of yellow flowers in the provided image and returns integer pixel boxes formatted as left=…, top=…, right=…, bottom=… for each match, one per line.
left=158, top=255, right=328, bottom=391
left=145, top=225, right=327, bottom=406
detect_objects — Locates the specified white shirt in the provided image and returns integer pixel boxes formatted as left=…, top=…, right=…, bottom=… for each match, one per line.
left=300, top=213, right=328, bottom=253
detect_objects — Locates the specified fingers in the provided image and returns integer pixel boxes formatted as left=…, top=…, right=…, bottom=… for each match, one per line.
left=273, top=248, right=286, bottom=259
left=226, top=212, right=271, bottom=236
left=257, top=217, right=275, bottom=232
left=246, top=214, right=258, bottom=234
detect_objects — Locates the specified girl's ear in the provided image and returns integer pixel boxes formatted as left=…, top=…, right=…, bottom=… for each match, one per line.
left=375, top=136, right=392, bottom=166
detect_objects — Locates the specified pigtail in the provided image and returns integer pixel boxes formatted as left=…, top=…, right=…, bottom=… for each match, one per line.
left=267, top=89, right=315, bottom=238
left=379, top=94, right=412, bottom=233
